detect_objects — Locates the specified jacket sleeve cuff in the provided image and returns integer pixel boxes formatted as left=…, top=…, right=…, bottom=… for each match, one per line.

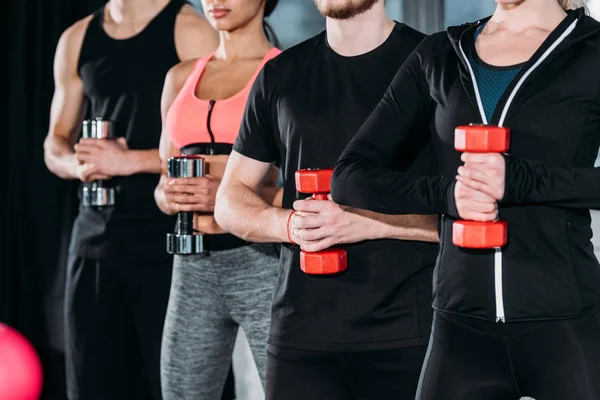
left=445, top=180, right=461, bottom=219
left=502, top=154, right=525, bottom=204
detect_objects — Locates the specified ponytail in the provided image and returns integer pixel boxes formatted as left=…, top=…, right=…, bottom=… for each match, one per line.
left=263, top=0, right=280, bottom=47
left=263, top=21, right=280, bottom=48
left=557, top=0, right=588, bottom=11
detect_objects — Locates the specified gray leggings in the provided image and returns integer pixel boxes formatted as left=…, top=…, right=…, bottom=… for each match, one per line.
left=161, top=243, right=279, bottom=400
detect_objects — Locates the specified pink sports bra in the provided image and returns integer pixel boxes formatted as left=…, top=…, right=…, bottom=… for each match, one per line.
left=166, top=47, right=281, bottom=151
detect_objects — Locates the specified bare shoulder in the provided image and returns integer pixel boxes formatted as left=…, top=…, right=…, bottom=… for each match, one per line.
left=174, top=4, right=218, bottom=61
left=59, top=14, right=93, bottom=51
left=55, top=14, right=94, bottom=71
left=165, top=58, right=198, bottom=94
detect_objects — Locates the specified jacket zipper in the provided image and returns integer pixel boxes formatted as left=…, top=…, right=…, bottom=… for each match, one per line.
left=457, top=19, right=578, bottom=323
left=206, top=100, right=217, bottom=155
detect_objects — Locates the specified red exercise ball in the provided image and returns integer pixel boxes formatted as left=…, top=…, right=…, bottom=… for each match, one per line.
left=0, top=323, right=43, bottom=400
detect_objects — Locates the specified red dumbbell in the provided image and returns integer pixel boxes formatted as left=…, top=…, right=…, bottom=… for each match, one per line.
left=295, top=168, right=348, bottom=275
left=453, top=124, right=510, bottom=249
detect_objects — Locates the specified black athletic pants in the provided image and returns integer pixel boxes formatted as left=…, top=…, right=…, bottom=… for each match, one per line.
left=417, top=311, right=600, bottom=400
left=266, top=344, right=428, bottom=399
left=64, top=254, right=236, bottom=400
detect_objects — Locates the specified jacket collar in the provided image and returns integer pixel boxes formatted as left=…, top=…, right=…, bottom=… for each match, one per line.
left=447, top=8, right=599, bottom=71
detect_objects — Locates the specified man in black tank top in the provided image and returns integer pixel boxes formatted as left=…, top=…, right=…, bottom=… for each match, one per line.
left=43, top=1, right=218, bottom=399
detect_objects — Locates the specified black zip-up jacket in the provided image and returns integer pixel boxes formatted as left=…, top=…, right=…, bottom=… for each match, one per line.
left=332, top=9, right=600, bottom=323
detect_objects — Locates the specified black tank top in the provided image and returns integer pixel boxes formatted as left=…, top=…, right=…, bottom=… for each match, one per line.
left=70, top=0, right=185, bottom=260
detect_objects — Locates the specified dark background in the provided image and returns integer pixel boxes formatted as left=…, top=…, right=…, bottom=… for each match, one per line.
left=2, top=1, right=597, bottom=399
left=1, top=0, right=103, bottom=399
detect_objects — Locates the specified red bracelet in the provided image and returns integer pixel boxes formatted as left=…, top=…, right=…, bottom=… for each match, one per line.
left=286, top=210, right=296, bottom=245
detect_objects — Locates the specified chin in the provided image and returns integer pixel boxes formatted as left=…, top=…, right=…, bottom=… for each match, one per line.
left=210, top=19, right=237, bottom=32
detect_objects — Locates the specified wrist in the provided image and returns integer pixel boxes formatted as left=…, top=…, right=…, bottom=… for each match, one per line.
left=69, top=154, right=80, bottom=180
left=445, top=180, right=460, bottom=219
left=268, top=208, right=294, bottom=243
left=363, top=215, right=387, bottom=240
left=120, top=150, right=137, bottom=176
left=286, top=210, right=296, bottom=245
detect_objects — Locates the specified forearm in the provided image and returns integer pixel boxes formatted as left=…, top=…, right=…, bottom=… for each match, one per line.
left=333, top=143, right=452, bottom=215
left=43, top=135, right=78, bottom=179
left=504, top=156, right=600, bottom=209
left=215, top=181, right=290, bottom=243
left=154, top=177, right=176, bottom=215
left=260, top=186, right=283, bottom=207
left=375, top=214, right=439, bottom=242
left=125, top=149, right=162, bottom=175
left=348, top=208, right=439, bottom=243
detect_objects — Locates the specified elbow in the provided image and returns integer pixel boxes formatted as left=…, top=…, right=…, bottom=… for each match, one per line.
left=42, top=136, right=55, bottom=173
left=154, top=184, right=173, bottom=216
left=213, top=188, right=231, bottom=232
left=331, top=158, right=360, bottom=208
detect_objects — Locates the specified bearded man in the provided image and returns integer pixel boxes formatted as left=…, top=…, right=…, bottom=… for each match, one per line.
left=214, top=1, right=440, bottom=398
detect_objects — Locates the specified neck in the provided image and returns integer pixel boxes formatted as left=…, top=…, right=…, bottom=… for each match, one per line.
left=491, top=0, right=567, bottom=31
left=107, top=0, right=168, bottom=22
left=326, top=3, right=395, bottom=57
left=214, top=16, right=272, bottom=61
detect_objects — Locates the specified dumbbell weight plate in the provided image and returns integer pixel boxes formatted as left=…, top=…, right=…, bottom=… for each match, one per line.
left=166, top=233, right=204, bottom=255
left=300, top=248, right=348, bottom=275
left=295, top=168, right=334, bottom=195
left=81, top=118, right=117, bottom=207
left=82, top=185, right=115, bottom=207
left=452, top=220, right=508, bottom=249
left=455, top=125, right=510, bottom=153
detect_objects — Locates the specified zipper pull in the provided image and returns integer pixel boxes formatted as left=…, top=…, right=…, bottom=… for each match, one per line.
left=206, top=100, right=217, bottom=155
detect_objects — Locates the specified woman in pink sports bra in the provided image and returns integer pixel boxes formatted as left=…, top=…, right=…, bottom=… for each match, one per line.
left=154, top=1, right=282, bottom=398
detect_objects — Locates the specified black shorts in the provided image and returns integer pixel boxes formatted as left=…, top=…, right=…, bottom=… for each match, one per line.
left=266, top=344, right=428, bottom=400
left=417, top=311, right=600, bottom=400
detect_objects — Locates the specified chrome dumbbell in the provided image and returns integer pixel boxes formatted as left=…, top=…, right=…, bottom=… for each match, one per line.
left=81, top=118, right=116, bottom=207
left=166, top=155, right=205, bottom=255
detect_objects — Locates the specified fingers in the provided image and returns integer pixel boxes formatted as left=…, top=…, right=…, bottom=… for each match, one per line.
left=165, top=177, right=215, bottom=188
left=77, top=164, right=103, bottom=182
left=163, top=184, right=211, bottom=196
left=76, top=140, right=106, bottom=153
left=165, top=199, right=213, bottom=213
left=116, top=137, right=128, bottom=149
left=87, top=173, right=111, bottom=181
left=292, top=226, right=330, bottom=242
left=456, top=175, right=498, bottom=200
left=75, top=151, right=94, bottom=164
left=455, top=180, right=499, bottom=221
left=459, top=199, right=497, bottom=214
left=457, top=210, right=498, bottom=222
left=461, top=152, right=496, bottom=164
left=300, top=239, right=335, bottom=253
left=457, top=165, right=489, bottom=184
left=293, top=198, right=332, bottom=213
left=164, top=193, right=201, bottom=204
left=163, top=178, right=212, bottom=195
left=290, top=212, right=324, bottom=229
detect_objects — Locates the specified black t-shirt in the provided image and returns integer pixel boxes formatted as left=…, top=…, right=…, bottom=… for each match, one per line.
left=234, top=23, right=440, bottom=351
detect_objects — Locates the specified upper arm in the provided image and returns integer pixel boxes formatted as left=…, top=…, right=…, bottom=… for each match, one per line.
left=221, top=151, right=274, bottom=192
left=47, top=17, right=90, bottom=145
left=232, top=65, right=280, bottom=165
left=158, top=64, right=190, bottom=173
left=174, top=4, right=219, bottom=61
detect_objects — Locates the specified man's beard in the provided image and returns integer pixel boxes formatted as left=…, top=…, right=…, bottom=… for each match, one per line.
left=314, top=0, right=380, bottom=20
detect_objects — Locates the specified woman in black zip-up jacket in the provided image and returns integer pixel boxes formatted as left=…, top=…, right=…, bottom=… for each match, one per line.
left=332, top=2, right=600, bottom=399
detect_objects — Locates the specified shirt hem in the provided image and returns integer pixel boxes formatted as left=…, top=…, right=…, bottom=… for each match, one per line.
left=267, top=334, right=431, bottom=352
left=433, top=304, right=600, bottom=323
